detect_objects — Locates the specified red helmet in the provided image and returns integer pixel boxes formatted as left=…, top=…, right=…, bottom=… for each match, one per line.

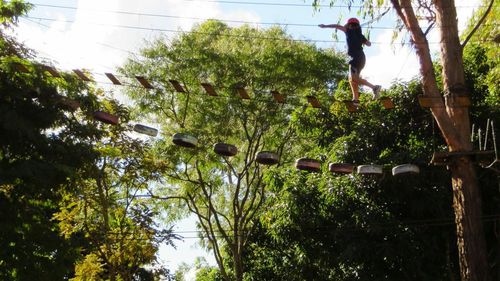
left=347, top=18, right=360, bottom=25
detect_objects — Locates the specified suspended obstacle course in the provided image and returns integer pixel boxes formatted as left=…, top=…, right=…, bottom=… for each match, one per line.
left=10, top=61, right=396, bottom=113
left=18, top=60, right=493, bottom=178
left=9, top=62, right=166, bottom=136
left=168, top=132, right=421, bottom=176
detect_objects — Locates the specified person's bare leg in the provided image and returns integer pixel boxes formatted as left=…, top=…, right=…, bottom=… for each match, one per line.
left=349, top=78, right=360, bottom=101
left=349, top=66, right=360, bottom=101
left=357, top=77, right=375, bottom=89
left=352, top=73, right=381, bottom=99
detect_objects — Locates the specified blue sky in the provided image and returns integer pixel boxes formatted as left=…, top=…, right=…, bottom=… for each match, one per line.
left=11, top=0, right=481, bottom=276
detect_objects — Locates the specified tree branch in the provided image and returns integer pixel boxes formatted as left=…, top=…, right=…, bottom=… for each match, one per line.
left=461, top=0, right=494, bottom=48
left=187, top=193, right=230, bottom=281
left=194, top=161, right=232, bottom=241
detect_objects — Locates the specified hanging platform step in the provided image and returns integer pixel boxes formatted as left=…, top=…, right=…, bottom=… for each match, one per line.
left=93, top=111, right=119, bottom=125
left=431, top=150, right=495, bottom=165
left=306, top=96, right=321, bottom=108
left=392, top=164, right=420, bottom=176
left=236, top=86, right=250, bottom=99
left=136, top=76, right=154, bottom=89
left=41, top=65, right=61, bottom=77
left=271, top=90, right=285, bottom=103
left=73, top=69, right=92, bottom=82
left=105, top=73, right=122, bottom=85
left=169, top=80, right=186, bottom=93
left=357, top=164, right=383, bottom=175
left=172, top=133, right=198, bottom=148
left=133, top=124, right=158, bottom=137
left=329, top=163, right=355, bottom=174
left=295, top=158, right=321, bottom=172
left=343, top=98, right=394, bottom=112
left=201, top=83, right=218, bottom=96
left=255, top=151, right=279, bottom=165
left=379, top=97, right=395, bottom=109
left=57, top=96, right=80, bottom=111
left=12, top=62, right=29, bottom=73
left=343, top=100, right=359, bottom=113
left=214, top=143, right=238, bottom=157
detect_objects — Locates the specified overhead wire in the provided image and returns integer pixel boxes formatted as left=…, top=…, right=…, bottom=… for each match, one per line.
left=181, top=0, right=483, bottom=8
left=52, top=0, right=484, bottom=9
left=21, top=15, right=492, bottom=46
left=27, top=2, right=396, bottom=30
left=26, top=3, right=489, bottom=32
left=22, top=16, right=348, bottom=44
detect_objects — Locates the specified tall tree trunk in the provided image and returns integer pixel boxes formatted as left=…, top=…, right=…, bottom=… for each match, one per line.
left=392, top=0, right=491, bottom=279
left=232, top=218, right=244, bottom=281
left=435, top=0, right=490, bottom=280
left=450, top=159, right=489, bottom=281
left=233, top=244, right=244, bottom=281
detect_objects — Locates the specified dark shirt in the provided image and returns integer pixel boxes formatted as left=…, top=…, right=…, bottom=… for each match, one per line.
left=346, top=28, right=367, bottom=57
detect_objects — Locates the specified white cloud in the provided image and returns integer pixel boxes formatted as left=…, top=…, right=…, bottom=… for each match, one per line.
left=15, top=0, right=260, bottom=73
left=362, top=0, right=481, bottom=89
left=362, top=30, right=420, bottom=88
left=456, top=0, right=481, bottom=31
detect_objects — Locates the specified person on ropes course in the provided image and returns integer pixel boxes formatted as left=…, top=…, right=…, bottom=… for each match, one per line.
left=319, top=17, right=381, bottom=105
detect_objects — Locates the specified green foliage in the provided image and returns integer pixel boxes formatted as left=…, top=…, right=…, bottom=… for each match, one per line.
left=54, top=104, right=177, bottom=281
left=0, top=44, right=102, bottom=281
left=463, top=43, right=500, bottom=123
left=72, top=254, right=105, bottom=281
left=0, top=58, right=173, bottom=280
left=0, top=0, right=31, bottom=27
left=243, top=81, right=462, bottom=280
left=174, top=258, right=221, bottom=281
left=462, top=0, right=499, bottom=103
left=121, top=20, right=346, bottom=280
left=462, top=41, right=500, bottom=281
left=242, top=30, right=500, bottom=277
left=245, top=1, right=500, bottom=279
left=0, top=6, right=176, bottom=279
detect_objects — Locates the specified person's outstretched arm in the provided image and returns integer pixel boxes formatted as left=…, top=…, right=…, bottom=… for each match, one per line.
left=318, top=24, right=346, bottom=32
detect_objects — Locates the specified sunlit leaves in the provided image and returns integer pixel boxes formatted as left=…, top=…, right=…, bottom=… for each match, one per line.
left=121, top=20, right=346, bottom=280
